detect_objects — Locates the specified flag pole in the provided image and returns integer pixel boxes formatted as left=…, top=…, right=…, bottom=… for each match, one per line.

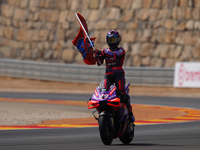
left=75, top=13, right=95, bottom=50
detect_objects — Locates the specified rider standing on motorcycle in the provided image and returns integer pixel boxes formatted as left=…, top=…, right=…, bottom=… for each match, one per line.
left=93, top=30, right=135, bottom=123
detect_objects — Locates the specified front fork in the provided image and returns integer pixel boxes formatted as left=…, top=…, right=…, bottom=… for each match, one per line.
left=92, top=110, right=99, bottom=121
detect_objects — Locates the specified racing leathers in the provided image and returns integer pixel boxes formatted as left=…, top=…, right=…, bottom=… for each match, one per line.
left=94, top=47, right=135, bottom=123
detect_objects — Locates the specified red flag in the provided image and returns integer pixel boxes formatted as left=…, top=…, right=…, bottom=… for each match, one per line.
left=72, top=13, right=96, bottom=65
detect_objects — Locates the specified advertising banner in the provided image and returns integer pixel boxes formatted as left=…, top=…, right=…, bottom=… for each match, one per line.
left=174, top=62, right=200, bottom=88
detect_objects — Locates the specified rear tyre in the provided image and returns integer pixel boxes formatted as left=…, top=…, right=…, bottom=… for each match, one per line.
left=99, top=115, right=113, bottom=145
left=119, top=122, right=134, bottom=144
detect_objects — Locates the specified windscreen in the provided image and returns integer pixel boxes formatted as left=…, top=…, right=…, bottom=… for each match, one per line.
left=99, top=80, right=105, bottom=91
left=99, top=80, right=115, bottom=92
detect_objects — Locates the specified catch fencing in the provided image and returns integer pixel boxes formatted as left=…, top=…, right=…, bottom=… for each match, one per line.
left=0, top=59, right=174, bottom=87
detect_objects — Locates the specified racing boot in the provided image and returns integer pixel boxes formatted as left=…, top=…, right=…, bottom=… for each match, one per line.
left=128, top=111, right=135, bottom=123
left=127, top=104, right=135, bottom=123
left=121, top=93, right=135, bottom=123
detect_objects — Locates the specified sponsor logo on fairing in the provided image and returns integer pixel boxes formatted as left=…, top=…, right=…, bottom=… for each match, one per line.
left=99, top=94, right=109, bottom=99
left=109, top=95, right=116, bottom=99
left=94, top=89, right=98, bottom=96
left=109, top=86, right=116, bottom=95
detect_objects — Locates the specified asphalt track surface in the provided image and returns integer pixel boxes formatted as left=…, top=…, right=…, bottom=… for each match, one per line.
left=0, top=92, right=200, bottom=150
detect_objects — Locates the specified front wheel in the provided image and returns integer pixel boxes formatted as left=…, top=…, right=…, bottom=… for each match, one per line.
left=99, top=115, right=113, bottom=145
left=119, top=122, right=135, bottom=144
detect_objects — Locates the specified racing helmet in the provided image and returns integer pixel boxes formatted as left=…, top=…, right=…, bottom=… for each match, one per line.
left=106, top=30, right=121, bottom=49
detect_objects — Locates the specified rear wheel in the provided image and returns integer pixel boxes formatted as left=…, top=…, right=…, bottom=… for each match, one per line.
left=119, top=122, right=134, bottom=144
left=99, top=115, right=113, bottom=145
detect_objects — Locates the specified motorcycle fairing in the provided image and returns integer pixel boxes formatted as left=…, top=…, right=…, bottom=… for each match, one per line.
left=88, top=85, right=121, bottom=109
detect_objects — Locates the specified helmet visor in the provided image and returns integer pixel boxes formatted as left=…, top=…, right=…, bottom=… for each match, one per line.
left=107, top=37, right=120, bottom=44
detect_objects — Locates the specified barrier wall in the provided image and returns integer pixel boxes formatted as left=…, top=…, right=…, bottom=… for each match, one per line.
left=0, top=0, right=200, bottom=67
left=0, top=59, right=174, bottom=86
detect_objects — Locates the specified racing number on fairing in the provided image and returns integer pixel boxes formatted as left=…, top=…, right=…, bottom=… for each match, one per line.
left=99, top=94, right=109, bottom=99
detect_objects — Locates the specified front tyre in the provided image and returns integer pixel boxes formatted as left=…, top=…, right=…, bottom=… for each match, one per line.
left=99, top=115, right=113, bottom=145
left=119, top=122, right=134, bottom=144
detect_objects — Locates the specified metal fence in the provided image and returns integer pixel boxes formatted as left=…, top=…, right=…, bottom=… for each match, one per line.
left=0, top=59, right=174, bottom=86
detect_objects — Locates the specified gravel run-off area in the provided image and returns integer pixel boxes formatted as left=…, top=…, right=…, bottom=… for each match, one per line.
left=0, top=76, right=199, bottom=126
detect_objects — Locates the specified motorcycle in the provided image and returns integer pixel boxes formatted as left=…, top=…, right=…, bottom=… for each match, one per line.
left=88, top=80, right=134, bottom=145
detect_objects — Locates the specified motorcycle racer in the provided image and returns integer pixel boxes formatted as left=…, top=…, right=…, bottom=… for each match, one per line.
left=94, top=30, right=135, bottom=123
